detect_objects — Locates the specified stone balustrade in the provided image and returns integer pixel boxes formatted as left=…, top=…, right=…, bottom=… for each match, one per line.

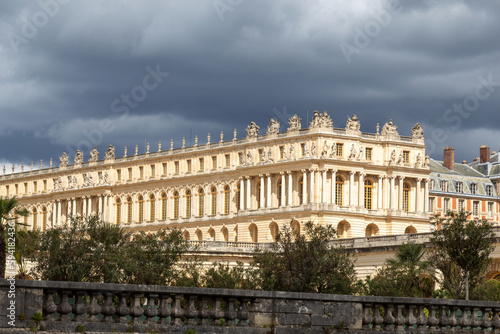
left=2, top=279, right=500, bottom=333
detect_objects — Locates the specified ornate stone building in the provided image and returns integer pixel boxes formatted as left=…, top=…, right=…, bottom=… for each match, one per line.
left=1, top=112, right=431, bottom=241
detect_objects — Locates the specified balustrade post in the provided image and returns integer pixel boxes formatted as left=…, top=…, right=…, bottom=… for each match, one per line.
left=226, top=297, right=237, bottom=326
left=428, top=305, right=439, bottom=329
left=117, top=293, right=130, bottom=323
left=373, top=304, right=383, bottom=330
left=87, top=291, right=101, bottom=322
left=44, top=290, right=58, bottom=322
left=395, top=305, right=405, bottom=331
left=471, top=307, right=482, bottom=329
left=439, top=305, right=449, bottom=329
left=158, top=295, right=172, bottom=325
left=72, top=291, right=87, bottom=322
left=383, top=304, right=395, bottom=331
left=215, top=297, right=225, bottom=323
left=362, top=303, right=373, bottom=330
left=416, top=305, right=427, bottom=330
left=407, top=305, right=417, bottom=330
left=145, top=293, right=159, bottom=323
left=483, top=307, right=493, bottom=331
left=461, top=307, right=472, bottom=329
left=130, top=293, right=144, bottom=323
left=448, top=306, right=459, bottom=330
left=238, top=298, right=250, bottom=327
left=173, top=294, right=185, bottom=325
left=187, top=295, right=198, bottom=325
left=492, top=307, right=500, bottom=334
left=101, top=292, right=116, bottom=323
left=201, top=297, right=212, bottom=325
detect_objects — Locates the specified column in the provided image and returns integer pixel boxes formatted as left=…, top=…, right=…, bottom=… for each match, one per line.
left=266, top=174, right=271, bottom=208
left=103, top=195, right=108, bottom=221
left=281, top=172, right=286, bottom=207
left=246, top=177, right=251, bottom=210
left=309, top=168, right=315, bottom=204
left=398, top=176, right=404, bottom=210
left=72, top=198, right=77, bottom=216
left=331, top=170, right=337, bottom=205
left=57, top=201, right=61, bottom=226
left=302, top=169, right=308, bottom=204
left=424, top=179, right=429, bottom=213
left=416, top=178, right=422, bottom=213
left=259, top=175, right=265, bottom=209
left=377, top=176, right=383, bottom=209
left=67, top=199, right=72, bottom=219
left=99, top=196, right=103, bottom=217
left=349, top=171, right=355, bottom=207
left=287, top=171, right=293, bottom=206
left=53, top=202, right=57, bottom=227
left=83, top=197, right=87, bottom=216
left=322, top=169, right=327, bottom=203
left=390, top=176, right=395, bottom=210
left=358, top=172, right=365, bottom=208
left=240, top=178, right=245, bottom=210
left=88, top=197, right=93, bottom=215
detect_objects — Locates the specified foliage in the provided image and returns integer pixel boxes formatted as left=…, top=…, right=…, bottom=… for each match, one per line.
left=252, top=220, right=358, bottom=294
left=471, top=279, right=500, bottom=301
left=203, top=261, right=258, bottom=290
left=429, top=211, right=495, bottom=299
left=13, top=227, right=41, bottom=278
left=364, top=243, right=435, bottom=297
left=0, top=197, right=28, bottom=278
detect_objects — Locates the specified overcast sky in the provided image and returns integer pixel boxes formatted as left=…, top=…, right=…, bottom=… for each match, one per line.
left=1, top=0, right=500, bottom=172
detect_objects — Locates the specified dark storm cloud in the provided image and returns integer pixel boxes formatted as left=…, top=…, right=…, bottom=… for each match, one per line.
left=1, top=0, right=500, bottom=171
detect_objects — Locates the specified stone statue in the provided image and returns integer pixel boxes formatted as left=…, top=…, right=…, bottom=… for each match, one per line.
left=89, top=147, right=99, bottom=162
left=267, top=118, right=280, bottom=135
left=349, top=144, right=357, bottom=159
left=303, top=143, right=309, bottom=157
left=281, top=146, right=288, bottom=160
left=59, top=152, right=69, bottom=168
left=390, top=150, right=397, bottom=164
left=239, top=152, right=245, bottom=165
left=423, top=154, right=430, bottom=167
left=287, top=114, right=302, bottom=132
left=311, top=143, right=316, bottom=157
left=309, top=110, right=333, bottom=128
left=99, top=172, right=109, bottom=185
left=412, top=123, right=424, bottom=140
left=246, top=122, right=260, bottom=138
left=415, top=153, right=422, bottom=167
left=321, top=141, right=330, bottom=157
left=83, top=172, right=94, bottom=187
left=289, top=145, right=295, bottom=159
left=397, top=152, right=404, bottom=165
left=330, top=142, right=337, bottom=157
left=346, top=114, right=361, bottom=132
left=54, top=177, right=63, bottom=191
left=267, top=148, right=274, bottom=163
left=260, top=149, right=266, bottom=162
left=246, top=151, right=253, bottom=164
left=74, top=150, right=83, bottom=165
left=381, top=119, right=399, bottom=136
left=105, top=145, right=115, bottom=160
left=68, top=176, right=77, bottom=189
left=358, top=146, right=364, bottom=160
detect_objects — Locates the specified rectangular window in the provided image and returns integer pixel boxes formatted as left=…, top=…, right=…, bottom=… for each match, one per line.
left=24, top=183, right=28, bottom=194
left=150, top=164, right=155, bottom=178
left=456, top=182, right=463, bottom=193
left=486, top=185, right=494, bottom=196
left=365, top=147, right=372, bottom=161
left=199, top=158, right=204, bottom=171
left=128, top=168, right=132, bottom=180
left=162, top=163, right=167, bottom=176
left=458, top=199, right=464, bottom=212
left=174, top=161, right=179, bottom=174
left=429, top=197, right=435, bottom=212
left=5, top=186, right=9, bottom=196
left=300, top=144, right=306, bottom=157
left=336, top=143, right=344, bottom=157
left=429, top=180, right=434, bottom=190
left=117, top=169, right=122, bottom=182
left=279, top=146, right=285, bottom=160
left=238, top=152, right=244, bottom=165
left=33, top=182, right=37, bottom=193
left=403, top=151, right=410, bottom=164
left=470, top=183, right=477, bottom=194
left=43, top=180, right=47, bottom=192
left=212, top=156, right=217, bottom=169
left=225, top=154, right=230, bottom=167
left=488, top=202, right=494, bottom=218
left=187, top=159, right=192, bottom=173
left=15, top=184, right=18, bottom=195
left=139, top=166, right=144, bottom=179
left=444, top=198, right=450, bottom=212
left=440, top=180, right=448, bottom=192
left=473, top=201, right=479, bottom=216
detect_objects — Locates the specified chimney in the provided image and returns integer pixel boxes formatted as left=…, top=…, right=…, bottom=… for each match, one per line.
left=480, top=145, right=490, bottom=163
left=444, top=147, right=454, bottom=170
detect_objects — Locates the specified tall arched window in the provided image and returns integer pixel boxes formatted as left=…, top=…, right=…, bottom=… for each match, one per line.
left=198, top=188, right=204, bottom=216
left=224, top=185, right=230, bottom=215
left=277, top=179, right=282, bottom=206
left=364, top=179, right=373, bottom=210
left=138, top=195, right=144, bottom=222
left=127, top=197, right=132, bottom=224
left=403, top=182, right=410, bottom=212
left=183, top=230, right=190, bottom=240
left=221, top=226, right=229, bottom=241
left=42, top=207, right=47, bottom=231
left=208, top=228, right=215, bottom=240
left=365, top=223, right=379, bottom=237
left=185, top=190, right=192, bottom=218
left=298, top=177, right=303, bottom=204
left=336, top=176, right=344, bottom=206
left=236, top=183, right=241, bottom=212
left=161, top=192, right=167, bottom=220
left=149, top=194, right=155, bottom=221
left=211, top=187, right=217, bottom=216
left=32, top=208, right=37, bottom=230
left=270, top=222, right=279, bottom=242
left=173, top=191, right=179, bottom=219
left=116, top=198, right=121, bottom=224
left=249, top=223, right=258, bottom=242
left=196, top=229, right=202, bottom=241
left=291, top=220, right=300, bottom=239
left=337, top=220, right=351, bottom=239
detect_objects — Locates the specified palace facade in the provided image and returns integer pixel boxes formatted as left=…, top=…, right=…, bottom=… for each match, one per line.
left=1, top=111, right=431, bottom=241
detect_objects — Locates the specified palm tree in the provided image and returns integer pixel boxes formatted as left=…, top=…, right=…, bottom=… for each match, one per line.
left=0, top=197, right=28, bottom=278
left=386, top=242, right=435, bottom=297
